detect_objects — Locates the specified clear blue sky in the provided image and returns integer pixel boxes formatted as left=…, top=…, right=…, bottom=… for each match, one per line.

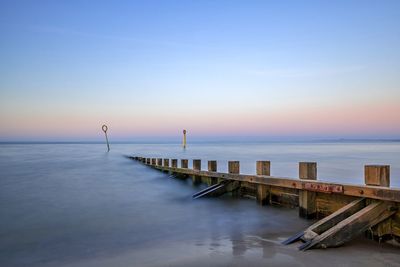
left=1, top=0, right=399, bottom=141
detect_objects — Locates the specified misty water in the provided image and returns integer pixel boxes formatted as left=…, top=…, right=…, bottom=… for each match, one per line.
left=0, top=142, right=399, bottom=267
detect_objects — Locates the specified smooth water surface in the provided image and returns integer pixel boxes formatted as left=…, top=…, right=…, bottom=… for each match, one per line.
left=0, top=142, right=399, bottom=267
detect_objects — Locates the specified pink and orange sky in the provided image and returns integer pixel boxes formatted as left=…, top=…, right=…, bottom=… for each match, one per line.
left=1, top=1, right=399, bottom=141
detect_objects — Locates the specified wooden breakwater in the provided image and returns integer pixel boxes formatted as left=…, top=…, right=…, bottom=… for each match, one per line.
left=129, top=156, right=400, bottom=250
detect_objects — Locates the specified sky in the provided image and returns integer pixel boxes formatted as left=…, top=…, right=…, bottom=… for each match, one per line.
left=0, top=0, right=399, bottom=141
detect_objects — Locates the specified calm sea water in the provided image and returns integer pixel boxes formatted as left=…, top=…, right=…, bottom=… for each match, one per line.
left=0, top=142, right=399, bottom=267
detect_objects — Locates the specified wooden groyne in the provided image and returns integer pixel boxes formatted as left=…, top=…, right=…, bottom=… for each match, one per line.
left=129, top=156, right=400, bottom=250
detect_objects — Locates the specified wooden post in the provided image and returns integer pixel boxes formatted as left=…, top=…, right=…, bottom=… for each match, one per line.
left=192, top=159, right=202, bottom=184
left=146, top=158, right=150, bottom=164
left=365, top=165, right=390, bottom=187
left=207, top=160, right=218, bottom=185
left=193, top=159, right=201, bottom=170
left=257, top=161, right=271, bottom=176
left=157, top=158, right=162, bottom=166
left=228, top=161, right=240, bottom=174
left=299, top=162, right=317, bottom=219
left=151, top=158, right=156, bottom=165
left=164, top=159, right=169, bottom=167
left=181, top=159, right=188, bottom=168
left=256, top=161, right=271, bottom=205
left=208, top=160, right=217, bottom=172
left=227, top=161, right=240, bottom=196
left=171, top=159, right=178, bottom=168
left=299, top=162, right=317, bottom=180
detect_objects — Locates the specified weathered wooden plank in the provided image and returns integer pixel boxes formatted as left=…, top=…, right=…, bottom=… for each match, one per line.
left=207, top=160, right=218, bottom=185
left=303, top=198, right=366, bottom=240
left=389, top=209, right=400, bottom=239
left=192, top=181, right=228, bottom=199
left=241, top=182, right=257, bottom=198
left=299, top=162, right=317, bottom=219
left=299, top=162, right=317, bottom=179
left=284, top=199, right=365, bottom=245
left=163, top=159, right=169, bottom=167
left=256, top=161, right=270, bottom=205
left=181, top=159, right=188, bottom=169
left=270, top=187, right=298, bottom=207
left=225, top=180, right=241, bottom=197
left=193, top=159, right=201, bottom=170
left=256, top=161, right=270, bottom=176
left=257, top=185, right=270, bottom=205
left=228, top=161, right=240, bottom=174
left=144, top=164, right=400, bottom=203
left=304, top=183, right=343, bottom=193
left=208, top=160, right=217, bottom=172
left=171, top=159, right=178, bottom=168
left=192, top=159, right=202, bottom=184
left=316, top=193, right=359, bottom=218
left=365, top=165, right=390, bottom=187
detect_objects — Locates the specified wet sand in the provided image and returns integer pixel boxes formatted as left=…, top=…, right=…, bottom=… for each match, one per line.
left=52, top=208, right=400, bottom=267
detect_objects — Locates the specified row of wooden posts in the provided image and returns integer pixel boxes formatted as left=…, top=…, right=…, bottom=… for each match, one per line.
left=136, top=156, right=394, bottom=218
left=142, top=157, right=391, bottom=187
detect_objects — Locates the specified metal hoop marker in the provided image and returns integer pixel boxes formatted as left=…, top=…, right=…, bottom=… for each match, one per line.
left=102, top=124, right=110, bottom=152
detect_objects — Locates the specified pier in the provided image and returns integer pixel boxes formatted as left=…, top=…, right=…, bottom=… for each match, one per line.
left=129, top=156, right=400, bottom=250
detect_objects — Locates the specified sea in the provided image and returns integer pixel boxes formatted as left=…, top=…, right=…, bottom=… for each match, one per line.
left=1, top=141, right=399, bottom=267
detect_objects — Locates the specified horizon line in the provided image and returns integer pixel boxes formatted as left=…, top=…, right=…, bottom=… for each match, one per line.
left=1, top=138, right=400, bottom=145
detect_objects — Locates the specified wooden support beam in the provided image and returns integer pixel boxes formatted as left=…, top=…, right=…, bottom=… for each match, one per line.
left=207, top=160, right=218, bottom=185
left=300, top=200, right=397, bottom=250
left=192, top=159, right=202, bottom=184
left=256, top=161, right=271, bottom=206
left=228, top=161, right=240, bottom=174
left=146, top=158, right=150, bottom=164
left=257, top=184, right=270, bottom=205
left=227, top=161, right=240, bottom=195
left=157, top=158, right=162, bottom=166
left=164, top=159, right=169, bottom=167
left=303, top=198, right=366, bottom=240
left=181, top=159, right=188, bottom=169
left=171, top=159, right=177, bottom=168
left=192, top=181, right=229, bottom=199
left=299, top=162, right=317, bottom=219
left=365, top=165, right=390, bottom=187
left=151, top=158, right=156, bottom=165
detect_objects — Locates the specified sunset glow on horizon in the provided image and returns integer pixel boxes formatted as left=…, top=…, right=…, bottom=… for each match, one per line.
left=1, top=1, right=399, bottom=141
